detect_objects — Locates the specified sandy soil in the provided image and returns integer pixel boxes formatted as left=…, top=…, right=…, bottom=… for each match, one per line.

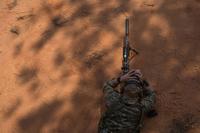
left=0, top=0, right=200, bottom=133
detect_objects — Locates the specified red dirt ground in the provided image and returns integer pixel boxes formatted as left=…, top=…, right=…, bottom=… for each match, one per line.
left=0, top=0, right=200, bottom=133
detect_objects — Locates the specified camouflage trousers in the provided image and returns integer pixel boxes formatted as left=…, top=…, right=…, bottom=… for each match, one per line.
left=100, top=128, right=140, bottom=133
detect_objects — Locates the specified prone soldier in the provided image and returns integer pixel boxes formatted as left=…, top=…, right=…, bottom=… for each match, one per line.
left=98, top=18, right=157, bottom=133
left=98, top=69, right=156, bottom=133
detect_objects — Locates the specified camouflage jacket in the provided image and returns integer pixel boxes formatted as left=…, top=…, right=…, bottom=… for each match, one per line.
left=98, top=78, right=156, bottom=133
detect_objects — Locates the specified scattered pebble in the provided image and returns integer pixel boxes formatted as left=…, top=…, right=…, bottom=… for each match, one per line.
left=52, top=16, right=69, bottom=27
left=10, top=26, right=20, bottom=35
left=17, top=14, right=34, bottom=20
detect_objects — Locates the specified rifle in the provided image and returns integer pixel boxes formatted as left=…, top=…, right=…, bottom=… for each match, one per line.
left=121, top=18, right=139, bottom=74
left=121, top=18, right=157, bottom=118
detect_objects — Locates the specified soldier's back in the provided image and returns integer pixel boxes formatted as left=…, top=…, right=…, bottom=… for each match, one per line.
left=98, top=96, right=142, bottom=133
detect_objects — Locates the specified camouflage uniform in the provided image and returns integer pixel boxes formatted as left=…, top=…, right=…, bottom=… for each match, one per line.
left=98, top=77, right=156, bottom=133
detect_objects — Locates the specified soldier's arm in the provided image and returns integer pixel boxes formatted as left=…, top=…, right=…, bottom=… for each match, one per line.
left=102, top=78, right=121, bottom=107
left=140, top=86, right=156, bottom=113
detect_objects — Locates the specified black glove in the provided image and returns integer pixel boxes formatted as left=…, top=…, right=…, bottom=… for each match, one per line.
left=142, top=79, right=149, bottom=87
left=146, top=109, right=158, bottom=118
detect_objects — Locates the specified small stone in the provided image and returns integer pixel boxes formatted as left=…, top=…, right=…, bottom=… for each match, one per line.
left=17, top=14, right=34, bottom=20
left=10, top=26, right=20, bottom=35
left=52, top=16, right=69, bottom=27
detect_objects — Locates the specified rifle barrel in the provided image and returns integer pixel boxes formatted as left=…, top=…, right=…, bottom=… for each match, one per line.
left=125, top=18, right=129, bottom=35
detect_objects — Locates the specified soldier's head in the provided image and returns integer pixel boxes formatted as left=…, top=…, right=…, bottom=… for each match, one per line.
left=122, top=81, right=141, bottom=98
left=118, top=69, right=143, bottom=98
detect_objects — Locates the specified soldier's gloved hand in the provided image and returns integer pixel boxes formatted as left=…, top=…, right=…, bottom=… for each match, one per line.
left=146, top=109, right=158, bottom=118
left=119, top=69, right=142, bottom=82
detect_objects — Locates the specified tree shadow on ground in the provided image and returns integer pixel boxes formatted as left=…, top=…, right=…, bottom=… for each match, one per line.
left=18, top=99, right=64, bottom=133
left=8, top=0, right=200, bottom=132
